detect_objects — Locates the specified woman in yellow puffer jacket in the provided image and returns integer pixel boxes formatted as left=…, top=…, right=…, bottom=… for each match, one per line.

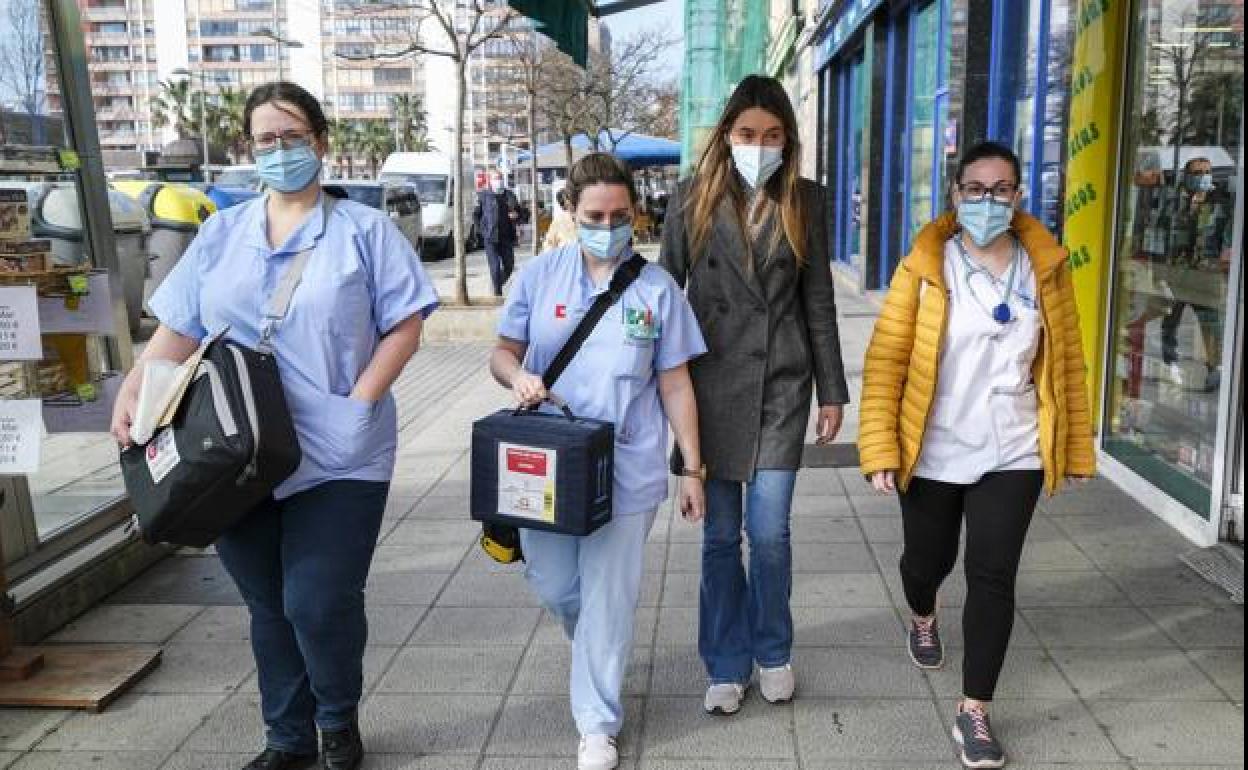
left=858, top=141, right=1094, bottom=770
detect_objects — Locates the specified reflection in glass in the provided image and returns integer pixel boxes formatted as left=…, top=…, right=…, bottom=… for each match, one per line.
left=1105, top=0, right=1243, bottom=517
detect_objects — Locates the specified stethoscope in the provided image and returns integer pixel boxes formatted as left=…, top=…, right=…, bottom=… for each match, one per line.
left=953, top=233, right=1030, bottom=324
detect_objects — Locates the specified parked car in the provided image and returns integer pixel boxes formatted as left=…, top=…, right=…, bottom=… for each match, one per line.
left=323, top=180, right=424, bottom=256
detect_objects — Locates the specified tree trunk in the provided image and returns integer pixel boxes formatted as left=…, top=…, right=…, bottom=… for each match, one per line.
left=452, top=56, right=470, bottom=305
left=528, top=87, right=540, bottom=257
left=563, top=136, right=574, bottom=173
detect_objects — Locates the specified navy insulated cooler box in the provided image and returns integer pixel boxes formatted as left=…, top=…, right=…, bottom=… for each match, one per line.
left=471, top=408, right=614, bottom=535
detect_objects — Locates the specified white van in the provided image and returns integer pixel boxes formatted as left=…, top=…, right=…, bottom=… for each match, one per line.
left=379, top=152, right=478, bottom=258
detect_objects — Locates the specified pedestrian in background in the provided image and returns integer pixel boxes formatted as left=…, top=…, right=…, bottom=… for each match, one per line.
left=543, top=187, right=578, bottom=251
left=858, top=140, right=1095, bottom=769
left=475, top=169, right=524, bottom=296
left=110, top=82, right=439, bottom=770
left=490, top=153, right=707, bottom=770
left=659, top=74, right=850, bottom=716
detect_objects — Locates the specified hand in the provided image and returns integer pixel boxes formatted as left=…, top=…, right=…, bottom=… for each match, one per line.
left=679, top=477, right=705, bottom=523
left=815, top=404, right=844, bottom=445
left=870, top=470, right=897, bottom=494
left=511, top=370, right=547, bottom=408
left=110, top=368, right=142, bottom=448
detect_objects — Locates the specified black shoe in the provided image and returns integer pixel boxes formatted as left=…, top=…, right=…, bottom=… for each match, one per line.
left=243, top=749, right=317, bottom=770
left=952, top=703, right=1006, bottom=769
left=320, top=722, right=364, bottom=770
left=907, top=615, right=944, bottom=669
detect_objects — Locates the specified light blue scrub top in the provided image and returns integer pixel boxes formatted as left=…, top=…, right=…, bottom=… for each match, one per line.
left=497, top=243, right=707, bottom=515
left=149, top=193, right=440, bottom=499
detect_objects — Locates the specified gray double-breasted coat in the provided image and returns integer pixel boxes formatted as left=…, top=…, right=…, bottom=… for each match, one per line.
left=659, top=178, right=850, bottom=482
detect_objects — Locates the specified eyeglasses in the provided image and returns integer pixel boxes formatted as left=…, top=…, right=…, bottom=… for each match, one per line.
left=578, top=214, right=633, bottom=229
left=249, top=129, right=313, bottom=155
left=957, top=180, right=1019, bottom=204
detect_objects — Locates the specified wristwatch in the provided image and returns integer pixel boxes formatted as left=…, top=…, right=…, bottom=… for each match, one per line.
left=678, top=465, right=707, bottom=482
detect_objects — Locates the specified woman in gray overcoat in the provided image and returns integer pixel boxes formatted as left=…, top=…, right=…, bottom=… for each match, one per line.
left=659, top=75, right=849, bottom=716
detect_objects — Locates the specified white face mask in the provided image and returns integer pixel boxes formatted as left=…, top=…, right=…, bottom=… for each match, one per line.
left=731, top=144, right=785, bottom=188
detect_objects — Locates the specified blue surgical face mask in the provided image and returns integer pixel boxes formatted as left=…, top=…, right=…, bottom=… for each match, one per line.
left=731, top=144, right=785, bottom=188
left=256, top=144, right=322, bottom=194
left=1186, top=172, right=1214, bottom=192
left=578, top=221, right=633, bottom=261
left=957, top=199, right=1014, bottom=248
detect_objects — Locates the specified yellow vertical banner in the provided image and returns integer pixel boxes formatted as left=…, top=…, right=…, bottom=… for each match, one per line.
left=1061, top=0, right=1127, bottom=426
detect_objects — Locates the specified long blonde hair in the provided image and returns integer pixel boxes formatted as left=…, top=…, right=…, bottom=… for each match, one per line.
left=685, top=75, right=809, bottom=266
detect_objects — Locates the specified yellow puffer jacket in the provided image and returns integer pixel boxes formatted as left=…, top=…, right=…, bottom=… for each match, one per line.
left=858, top=211, right=1096, bottom=494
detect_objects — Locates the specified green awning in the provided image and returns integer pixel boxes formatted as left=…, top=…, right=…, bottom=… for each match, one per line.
left=507, top=0, right=589, bottom=66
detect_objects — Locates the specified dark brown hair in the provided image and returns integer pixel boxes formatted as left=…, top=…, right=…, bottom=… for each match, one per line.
left=243, top=81, right=329, bottom=138
left=686, top=75, right=809, bottom=266
left=565, top=153, right=638, bottom=208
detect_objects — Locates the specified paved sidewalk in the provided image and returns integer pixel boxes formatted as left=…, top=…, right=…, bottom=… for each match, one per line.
left=0, top=291, right=1242, bottom=770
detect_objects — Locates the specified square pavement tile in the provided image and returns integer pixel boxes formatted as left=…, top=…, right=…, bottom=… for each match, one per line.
left=792, top=606, right=905, bottom=648
left=791, top=572, right=893, bottom=607
left=532, top=607, right=657, bottom=646
left=482, top=761, right=637, bottom=770
left=366, top=603, right=428, bottom=645
left=404, top=495, right=467, bottom=520
left=169, top=606, right=250, bottom=644
left=358, top=694, right=502, bottom=754
left=47, top=604, right=203, bottom=645
left=793, top=543, right=879, bottom=573
left=648, top=645, right=709, bottom=696
left=370, top=540, right=471, bottom=572
left=794, top=698, right=948, bottom=763
left=435, top=570, right=542, bottom=608
left=664, top=542, right=704, bottom=573
left=790, top=495, right=856, bottom=518
left=656, top=607, right=699, bottom=646
left=848, top=496, right=903, bottom=518
left=1188, top=648, right=1246, bottom=701
left=5, top=751, right=167, bottom=770
left=791, top=647, right=929, bottom=697
left=1090, top=700, right=1245, bottom=765
left=485, top=695, right=641, bottom=758
left=39, top=695, right=225, bottom=751
left=1052, top=648, right=1226, bottom=701
left=1017, top=540, right=1098, bottom=571
left=409, top=604, right=541, bottom=643
left=661, top=571, right=701, bottom=607
left=794, top=471, right=843, bottom=497
left=365, top=570, right=450, bottom=606
left=0, top=712, right=70, bottom=751
left=639, top=762, right=796, bottom=770
left=791, top=516, right=866, bottom=544
left=1014, top=570, right=1133, bottom=607
left=239, top=646, right=398, bottom=696
left=1142, top=605, right=1246, bottom=649
left=363, top=757, right=477, bottom=770
left=376, top=645, right=524, bottom=694
left=129, top=642, right=254, bottom=694
left=105, top=556, right=242, bottom=606
left=858, top=516, right=903, bottom=543
left=958, top=699, right=1121, bottom=765
left=379, top=518, right=480, bottom=546
left=1021, top=607, right=1174, bottom=648
left=513, top=643, right=651, bottom=696
left=643, top=696, right=795, bottom=759
left=1112, top=563, right=1238, bottom=606
left=924, top=648, right=1077, bottom=700
left=181, top=694, right=264, bottom=752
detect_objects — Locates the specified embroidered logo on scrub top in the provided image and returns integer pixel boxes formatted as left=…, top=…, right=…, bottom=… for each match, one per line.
left=555, top=303, right=568, bottom=320
left=623, top=305, right=660, bottom=341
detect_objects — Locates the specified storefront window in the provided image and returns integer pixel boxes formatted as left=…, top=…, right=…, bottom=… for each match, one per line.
left=905, top=0, right=940, bottom=244
left=1104, top=0, right=1244, bottom=517
left=834, top=48, right=868, bottom=270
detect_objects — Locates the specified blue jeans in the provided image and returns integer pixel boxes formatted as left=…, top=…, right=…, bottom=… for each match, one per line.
left=700, top=470, right=797, bottom=685
left=520, top=509, right=656, bottom=736
left=215, top=480, right=389, bottom=755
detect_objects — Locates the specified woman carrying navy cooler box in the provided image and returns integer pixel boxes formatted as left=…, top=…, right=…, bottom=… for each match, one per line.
left=489, top=153, right=707, bottom=770
left=109, top=82, right=438, bottom=770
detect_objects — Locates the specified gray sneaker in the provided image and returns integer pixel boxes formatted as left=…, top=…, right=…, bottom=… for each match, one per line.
left=758, top=663, right=795, bottom=703
left=703, top=683, right=746, bottom=715
left=952, top=703, right=1006, bottom=769
left=907, top=615, right=944, bottom=669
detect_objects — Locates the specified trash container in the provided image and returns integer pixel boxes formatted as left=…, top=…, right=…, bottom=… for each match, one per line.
left=199, top=183, right=260, bottom=212
left=17, top=181, right=152, bottom=335
left=112, top=180, right=216, bottom=306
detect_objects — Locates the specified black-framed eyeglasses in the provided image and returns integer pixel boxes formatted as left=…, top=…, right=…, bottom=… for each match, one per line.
left=249, top=129, right=313, bottom=155
left=957, top=180, right=1019, bottom=204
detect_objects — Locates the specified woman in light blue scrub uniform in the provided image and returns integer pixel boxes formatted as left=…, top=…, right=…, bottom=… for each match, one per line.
left=110, top=83, right=438, bottom=770
left=490, top=153, right=707, bottom=770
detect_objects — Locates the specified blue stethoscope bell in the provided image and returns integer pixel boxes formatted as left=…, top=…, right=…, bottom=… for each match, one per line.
left=992, top=302, right=1012, bottom=324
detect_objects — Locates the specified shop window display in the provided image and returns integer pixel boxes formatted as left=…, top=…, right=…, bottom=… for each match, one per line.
left=1105, top=0, right=1243, bottom=516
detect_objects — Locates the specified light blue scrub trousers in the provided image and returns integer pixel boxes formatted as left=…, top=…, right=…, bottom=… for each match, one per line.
left=520, top=508, right=657, bottom=737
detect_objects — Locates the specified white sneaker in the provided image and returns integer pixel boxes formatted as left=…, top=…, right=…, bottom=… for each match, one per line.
left=759, top=663, right=795, bottom=703
left=703, top=682, right=747, bottom=715
left=577, top=733, right=618, bottom=770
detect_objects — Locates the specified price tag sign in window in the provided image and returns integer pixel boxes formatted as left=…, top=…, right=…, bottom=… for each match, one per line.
left=0, top=399, right=41, bottom=474
left=0, top=286, right=42, bottom=361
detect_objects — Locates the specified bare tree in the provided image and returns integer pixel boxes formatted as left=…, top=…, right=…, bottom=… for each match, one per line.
left=582, top=28, right=675, bottom=149
left=631, top=78, right=680, bottom=140
left=535, top=50, right=596, bottom=170
left=1150, top=8, right=1217, bottom=194
left=0, top=0, right=47, bottom=144
left=334, top=0, right=516, bottom=305
left=499, top=26, right=554, bottom=257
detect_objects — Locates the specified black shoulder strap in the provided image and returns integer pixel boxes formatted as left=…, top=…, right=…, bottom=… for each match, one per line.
left=542, top=254, right=647, bottom=390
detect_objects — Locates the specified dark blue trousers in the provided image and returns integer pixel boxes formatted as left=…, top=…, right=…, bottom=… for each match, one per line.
left=215, top=480, right=389, bottom=754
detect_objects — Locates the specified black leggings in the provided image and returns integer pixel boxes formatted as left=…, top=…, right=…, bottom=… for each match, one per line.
left=898, top=470, right=1044, bottom=701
